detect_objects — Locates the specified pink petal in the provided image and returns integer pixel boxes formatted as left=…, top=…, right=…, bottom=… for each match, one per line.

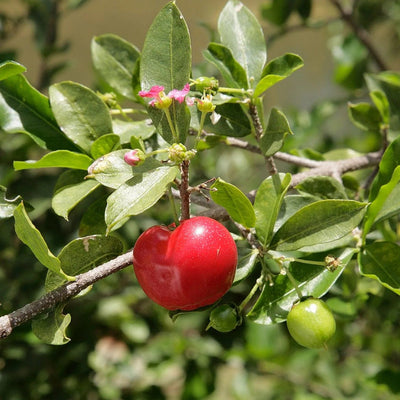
left=139, top=85, right=165, bottom=98
left=168, top=83, right=191, bottom=103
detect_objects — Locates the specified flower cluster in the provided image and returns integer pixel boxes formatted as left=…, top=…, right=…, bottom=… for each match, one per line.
left=139, top=84, right=194, bottom=108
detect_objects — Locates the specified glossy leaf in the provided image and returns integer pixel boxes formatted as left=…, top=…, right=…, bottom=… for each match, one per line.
left=91, top=33, right=140, bottom=100
left=52, top=170, right=100, bottom=220
left=140, top=2, right=191, bottom=93
left=79, top=196, right=108, bottom=236
left=261, top=0, right=294, bottom=26
left=14, top=150, right=93, bottom=171
left=49, top=81, right=113, bottom=153
left=233, top=248, right=259, bottom=284
left=203, top=43, right=248, bottom=89
left=348, top=102, right=382, bottom=132
left=331, top=34, right=368, bottom=90
left=254, top=173, right=292, bottom=246
left=363, top=165, right=400, bottom=240
left=0, top=74, right=76, bottom=150
left=13, top=203, right=71, bottom=280
left=32, top=304, right=71, bottom=345
left=112, top=119, right=155, bottom=144
left=0, top=61, right=26, bottom=81
left=369, top=135, right=400, bottom=202
left=105, top=165, right=179, bottom=232
left=88, top=151, right=162, bottom=189
left=45, top=235, right=124, bottom=292
left=359, top=241, right=400, bottom=295
left=0, top=186, right=24, bottom=219
left=274, top=194, right=317, bottom=232
left=248, top=247, right=355, bottom=324
left=90, top=134, right=121, bottom=159
left=270, top=200, right=367, bottom=252
left=254, top=53, right=304, bottom=97
left=260, top=108, right=293, bottom=156
left=210, top=178, right=256, bottom=228
left=139, top=2, right=191, bottom=144
left=366, top=72, right=400, bottom=118
left=218, top=0, right=267, bottom=86
left=191, top=102, right=252, bottom=137
left=295, top=176, right=348, bottom=200
left=370, top=90, right=390, bottom=124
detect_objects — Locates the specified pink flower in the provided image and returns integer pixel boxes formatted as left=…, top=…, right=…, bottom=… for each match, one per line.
left=139, top=84, right=192, bottom=107
left=168, top=83, right=190, bottom=103
left=124, top=149, right=145, bottom=166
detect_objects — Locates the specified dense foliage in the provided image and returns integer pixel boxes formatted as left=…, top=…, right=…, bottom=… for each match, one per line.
left=2, top=0, right=400, bottom=398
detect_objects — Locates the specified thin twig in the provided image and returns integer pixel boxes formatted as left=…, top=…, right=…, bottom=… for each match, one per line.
left=329, top=0, right=388, bottom=71
left=248, top=103, right=278, bottom=175
left=179, top=160, right=191, bottom=221
left=0, top=252, right=133, bottom=340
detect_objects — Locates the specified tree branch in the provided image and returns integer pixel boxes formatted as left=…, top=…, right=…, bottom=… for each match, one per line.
left=329, top=0, right=389, bottom=71
left=0, top=251, right=133, bottom=340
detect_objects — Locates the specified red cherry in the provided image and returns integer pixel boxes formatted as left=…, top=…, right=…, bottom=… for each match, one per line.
left=133, top=216, right=238, bottom=311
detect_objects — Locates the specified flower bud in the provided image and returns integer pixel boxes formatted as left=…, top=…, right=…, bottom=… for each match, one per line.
left=197, top=94, right=216, bottom=113
left=124, top=149, right=146, bottom=166
left=193, top=76, right=219, bottom=93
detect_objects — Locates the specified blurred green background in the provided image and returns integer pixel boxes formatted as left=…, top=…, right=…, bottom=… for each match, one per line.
left=1, top=0, right=400, bottom=399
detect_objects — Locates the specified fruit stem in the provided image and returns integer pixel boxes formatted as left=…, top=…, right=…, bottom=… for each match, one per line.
left=284, top=267, right=303, bottom=300
left=179, top=159, right=191, bottom=221
left=238, top=277, right=263, bottom=313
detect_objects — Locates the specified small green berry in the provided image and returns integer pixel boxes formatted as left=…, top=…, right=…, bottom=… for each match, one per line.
left=286, top=298, right=336, bottom=349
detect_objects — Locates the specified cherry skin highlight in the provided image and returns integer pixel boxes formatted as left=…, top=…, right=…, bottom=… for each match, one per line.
left=132, top=216, right=238, bottom=311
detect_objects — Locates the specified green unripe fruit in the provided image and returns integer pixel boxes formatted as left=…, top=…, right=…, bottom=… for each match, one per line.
left=286, top=298, right=336, bottom=349
left=207, top=304, right=241, bottom=332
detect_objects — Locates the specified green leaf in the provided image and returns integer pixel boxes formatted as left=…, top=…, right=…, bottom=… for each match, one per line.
left=140, top=2, right=191, bottom=92
left=366, top=71, right=400, bottom=119
left=270, top=199, right=367, bottom=252
left=210, top=178, right=256, bottom=228
left=370, top=90, right=390, bottom=124
left=359, top=241, right=400, bottom=295
left=248, top=247, right=355, bottom=324
left=363, top=165, right=400, bottom=240
left=373, top=183, right=400, bottom=226
left=13, top=203, right=71, bottom=279
left=295, top=176, right=348, bottom=200
left=90, top=134, right=121, bottom=159
left=203, top=43, right=248, bottom=89
left=45, top=235, right=124, bottom=292
left=112, top=119, right=155, bottom=144
left=254, top=53, right=304, bottom=97
left=275, top=194, right=317, bottom=232
left=14, top=150, right=93, bottom=171
left=348, top=102, right=382, bottom=132
left=79, top=196, right=108, bottom=236
left=370, top=135, right=400, bottom=201
left=254, top=173, right=292, bottom=246
left=0, top=61, right=26, bottom=81
left=49, top=81, right=113, bottom=153
left=140, top=2, right=191, bottom=144
left=260, top=108, right=293, bottom=156
left=105, top=164, right=179, bottom=232
left=233, top=248, right=259, bottom=284
left=218, top=0, right=267, bottom=86
left=0, top=74, right=77, bottom=150
left=191, top=102, right=252, bottom=138
left=331, top=34, right=368, bottom=90
left=32, top=304, right=71, bottom=345
left=52, top=170, right=100, bottom=220
left=261, top=0, right=294, bottom=26
left=0, top=186, right=24, bottom=219
left=91, top=33, right=140, bottom=100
